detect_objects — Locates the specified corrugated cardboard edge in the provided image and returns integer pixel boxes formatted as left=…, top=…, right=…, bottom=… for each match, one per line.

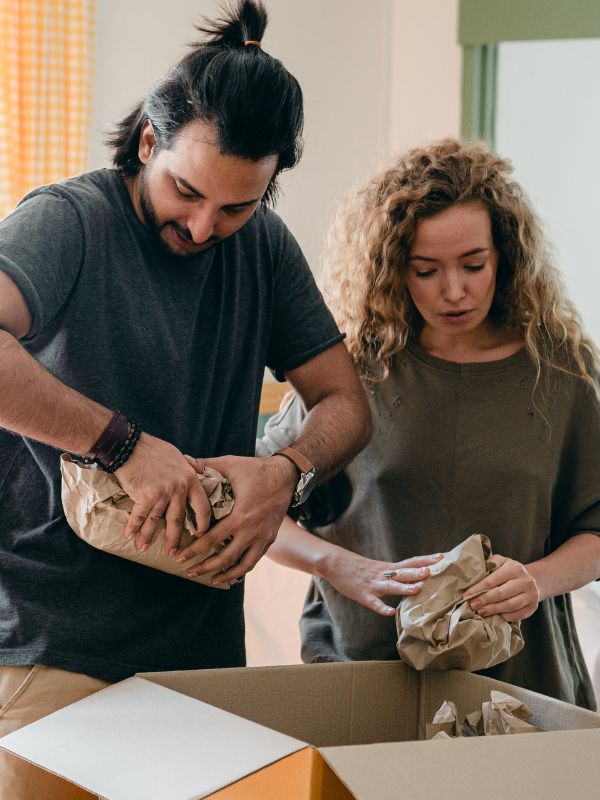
left=206, top=747, right=356, bottom=800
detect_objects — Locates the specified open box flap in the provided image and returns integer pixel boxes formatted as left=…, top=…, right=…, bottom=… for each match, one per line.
left=320, top=728, right=600, bottom=800
left=0, top=676, right=306, bottom=800
left=138, top=660, right=420, bottom=746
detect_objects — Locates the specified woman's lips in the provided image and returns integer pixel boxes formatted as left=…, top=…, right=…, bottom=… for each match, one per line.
left=440, top=310, right=474, bottom=324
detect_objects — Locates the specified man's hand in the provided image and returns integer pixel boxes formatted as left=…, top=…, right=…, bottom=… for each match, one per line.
left=463, top=554, right=540, bottom=622
left=115, top=432, right=212, bottom=555
left=318, top=550, right=444, bottom=616
left=176, top=454, right=298, bottom=585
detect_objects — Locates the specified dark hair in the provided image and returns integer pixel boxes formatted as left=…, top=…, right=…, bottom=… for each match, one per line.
left=107, top=0, right=303, bottom=205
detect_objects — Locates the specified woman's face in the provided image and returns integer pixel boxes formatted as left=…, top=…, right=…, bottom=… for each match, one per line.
left=406, top=202, right=499, bottom=339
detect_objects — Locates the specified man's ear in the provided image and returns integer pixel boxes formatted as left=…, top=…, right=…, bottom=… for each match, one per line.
left=138, top=119, right=156, bottom=165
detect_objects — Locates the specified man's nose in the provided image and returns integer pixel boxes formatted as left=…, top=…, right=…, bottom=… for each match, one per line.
left=188, top=206, right=217, bottom=244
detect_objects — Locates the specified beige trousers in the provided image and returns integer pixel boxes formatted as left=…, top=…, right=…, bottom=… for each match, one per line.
left=0, top=665, right=110, bottom=800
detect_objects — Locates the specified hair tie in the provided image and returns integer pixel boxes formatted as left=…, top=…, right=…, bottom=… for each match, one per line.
left=244, top=40, right=262, bottom=47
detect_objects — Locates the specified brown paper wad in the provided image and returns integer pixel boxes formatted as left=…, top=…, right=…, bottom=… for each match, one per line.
left=60, top=454, right=234, bottom=588
left=396, top=533, right=524, bottom=670
left=428, top=691, right=541, bottom=739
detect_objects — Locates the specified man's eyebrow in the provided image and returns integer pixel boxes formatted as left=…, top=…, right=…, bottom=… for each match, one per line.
left=174, top=175, right=261, bottom=207
left=409, top=247, right=489, bottom=262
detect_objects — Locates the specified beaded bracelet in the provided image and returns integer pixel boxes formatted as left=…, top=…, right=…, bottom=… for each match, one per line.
left=103, top=420, right=142, bottom=473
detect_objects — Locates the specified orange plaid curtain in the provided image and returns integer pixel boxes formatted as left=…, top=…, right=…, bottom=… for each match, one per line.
left=0, top=0, right=95, bottom=218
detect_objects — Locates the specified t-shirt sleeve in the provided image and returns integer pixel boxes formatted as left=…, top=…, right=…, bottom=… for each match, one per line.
left=265, top=214, right=344, bottom=381
left=258, top=392, right=306, bottom=454
left=550, top=377, right=600, bottom=548
left=0, top=190, right=84, bottom=341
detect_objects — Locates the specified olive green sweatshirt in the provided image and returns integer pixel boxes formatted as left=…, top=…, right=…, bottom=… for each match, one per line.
left=262, top=342, right=600, bottom=709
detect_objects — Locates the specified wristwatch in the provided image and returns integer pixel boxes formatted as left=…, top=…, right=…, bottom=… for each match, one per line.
left=272, top=446, right=317, bottom=508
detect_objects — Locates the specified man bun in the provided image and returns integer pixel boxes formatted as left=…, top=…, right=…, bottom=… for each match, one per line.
left=194, top=0, right=268, bottom=49
left=109, top=0, right=303, bottom=206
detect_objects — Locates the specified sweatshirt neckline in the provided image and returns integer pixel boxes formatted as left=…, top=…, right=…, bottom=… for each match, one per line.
left=405, top=339, right=529, bottom=374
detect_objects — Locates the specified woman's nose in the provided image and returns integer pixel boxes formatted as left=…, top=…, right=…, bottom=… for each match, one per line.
left=442, top=274, right=466, bottom=303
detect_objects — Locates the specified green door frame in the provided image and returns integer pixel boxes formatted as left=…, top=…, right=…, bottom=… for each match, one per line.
left=459, top=0, right=600, bottom=143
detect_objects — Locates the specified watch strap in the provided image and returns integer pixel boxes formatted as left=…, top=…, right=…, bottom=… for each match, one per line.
left=272, top=446, right=313, bottom=475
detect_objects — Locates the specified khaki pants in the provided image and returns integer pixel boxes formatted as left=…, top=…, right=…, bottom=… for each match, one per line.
left=0, top=665, right=110, bottom=800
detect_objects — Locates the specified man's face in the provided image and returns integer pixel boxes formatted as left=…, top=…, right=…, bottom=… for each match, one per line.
left=129, top=120, right=278, bottom=257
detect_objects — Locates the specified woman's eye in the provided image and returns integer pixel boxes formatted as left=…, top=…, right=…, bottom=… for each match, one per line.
left=415, top=269, right=436, bottom=278
left=465, top=263, right=485, bottom=272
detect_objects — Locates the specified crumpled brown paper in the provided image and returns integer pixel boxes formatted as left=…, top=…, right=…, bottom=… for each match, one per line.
left=396, top=533, right=524, bottom=670
left=60, top=454, right=234, bottom=588
left=426, top=700, right=459, bottom=739
left=480, top=691, right=541, bottom=735
left=426, top=691, right=541, bottom=739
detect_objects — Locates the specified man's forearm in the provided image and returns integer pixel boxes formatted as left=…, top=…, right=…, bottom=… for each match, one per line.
left=0, top=329, right=111, bottom=453
left=288, top=388, right=371, bottom=483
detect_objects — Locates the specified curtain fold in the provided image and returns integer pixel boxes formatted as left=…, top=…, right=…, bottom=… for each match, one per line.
left=0, top=0, right=95, bottom=218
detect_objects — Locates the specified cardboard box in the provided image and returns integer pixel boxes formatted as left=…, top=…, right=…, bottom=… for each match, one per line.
left=2, top=661, right=600, bottom=799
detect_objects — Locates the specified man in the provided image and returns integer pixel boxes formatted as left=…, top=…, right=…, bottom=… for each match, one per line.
left=0, top=2, right=370, bottom=796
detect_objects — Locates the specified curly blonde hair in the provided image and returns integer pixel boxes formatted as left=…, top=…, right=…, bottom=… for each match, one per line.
left=321, top=139, right=599, bottom=393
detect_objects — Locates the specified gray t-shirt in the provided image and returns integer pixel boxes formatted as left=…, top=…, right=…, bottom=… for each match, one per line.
left=0, top=168, right=343, bottom=681
left=263, top=342, right=600, bottom=709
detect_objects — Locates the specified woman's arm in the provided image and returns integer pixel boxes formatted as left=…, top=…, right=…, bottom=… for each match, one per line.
left=464, top=533, right=600, bottom=621
left=269, top=516, right=442, bottom=616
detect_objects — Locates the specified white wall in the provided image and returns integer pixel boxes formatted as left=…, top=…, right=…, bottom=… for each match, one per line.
left=91, top=0, right=462, bottom=666
left=389, top=0, right=461, bottom=154
left=496, top=38, right=600, bottom=345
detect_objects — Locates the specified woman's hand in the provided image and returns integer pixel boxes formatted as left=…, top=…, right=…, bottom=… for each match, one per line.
left=463, top=554, right=540, bottom=622
left=318, top=551, right=443, bottom=616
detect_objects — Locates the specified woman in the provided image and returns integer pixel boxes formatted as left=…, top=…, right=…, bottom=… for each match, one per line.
left=261, top=139, right=600, bottom=709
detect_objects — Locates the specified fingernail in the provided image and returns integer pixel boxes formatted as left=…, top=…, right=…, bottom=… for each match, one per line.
left=176, top=555, right=187, bottom=564
left=140, top=543, right=149, bottom=553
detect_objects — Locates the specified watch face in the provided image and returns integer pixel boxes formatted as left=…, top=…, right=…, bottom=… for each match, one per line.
left=292, top=466, right=317, bottom=507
